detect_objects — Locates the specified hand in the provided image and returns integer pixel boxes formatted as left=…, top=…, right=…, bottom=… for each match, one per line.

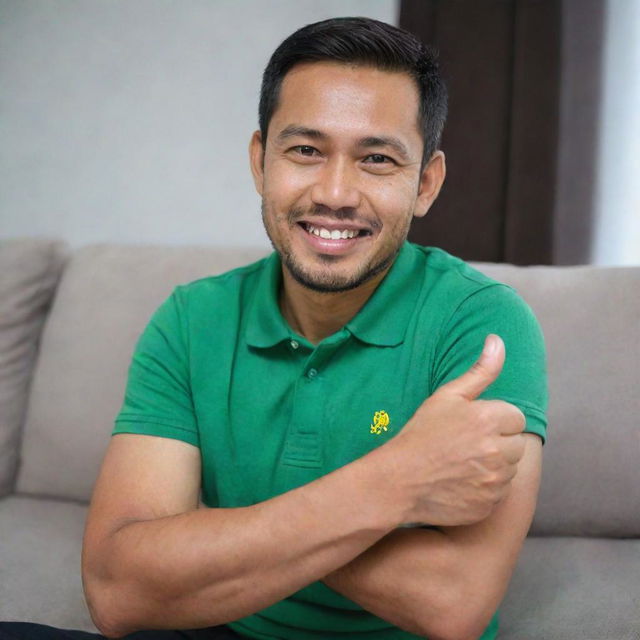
left=386, top=334, right=526, bottom=527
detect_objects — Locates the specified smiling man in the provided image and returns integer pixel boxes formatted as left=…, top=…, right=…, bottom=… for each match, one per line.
left=0, top=17, right=547, bottom=640
left=252, top=58, right=445, bottom=345
left=255, top=62, right=435, bottom=294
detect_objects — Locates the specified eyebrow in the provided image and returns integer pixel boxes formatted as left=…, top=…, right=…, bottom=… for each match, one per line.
left=276, top=125, right=327, bottom=142
left=358, top=136, right=411, bottom=161
left=276, top=126, right=411, bottom=161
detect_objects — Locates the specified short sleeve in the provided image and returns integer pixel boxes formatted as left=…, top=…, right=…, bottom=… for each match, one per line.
left=432, top=284, right=548, bottom=442
left=113, top=288, right=199, bottom=447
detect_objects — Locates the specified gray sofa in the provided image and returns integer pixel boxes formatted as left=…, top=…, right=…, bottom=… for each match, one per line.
left=1, top=237, right=639, bottom=639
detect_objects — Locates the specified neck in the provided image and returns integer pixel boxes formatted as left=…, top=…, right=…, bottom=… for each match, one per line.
left=280, top=269, right=389, bottom=345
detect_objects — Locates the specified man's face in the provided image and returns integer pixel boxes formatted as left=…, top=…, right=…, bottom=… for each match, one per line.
left=250, top=61, right=444, bottom=293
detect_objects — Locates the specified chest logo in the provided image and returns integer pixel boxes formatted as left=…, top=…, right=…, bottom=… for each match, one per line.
left=370, top=410, right=390, bottom=435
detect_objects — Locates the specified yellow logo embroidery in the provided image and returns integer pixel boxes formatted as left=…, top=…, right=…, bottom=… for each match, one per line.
left=370, top=410, right=390, bottom=435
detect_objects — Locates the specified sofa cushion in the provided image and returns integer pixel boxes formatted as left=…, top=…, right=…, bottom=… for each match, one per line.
left=16, top=244, right=268, bottom=502
left=475, top=263, right=640, bottom=537
left=0, top=495, right=95, bottom=630
left=499, top=536, right=640, bottom=639
left=0, top=238, right=67, bottom=498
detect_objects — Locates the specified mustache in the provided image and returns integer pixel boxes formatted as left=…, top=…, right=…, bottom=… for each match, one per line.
left=287, top=205, right=381, bottom=229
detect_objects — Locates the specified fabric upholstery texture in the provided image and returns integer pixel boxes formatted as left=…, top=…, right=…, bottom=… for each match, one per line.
left=0, top=238, right=67, bottom=497
left=17, top=245, right=268, bottom=501
left=0, top=495, right=94, bottom=630
left=499, top=536, right=640, bottom=639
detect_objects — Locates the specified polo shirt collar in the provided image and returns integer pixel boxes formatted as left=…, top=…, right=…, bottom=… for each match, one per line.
left=346, top=242, right=419, bottom=347
left=245, top=242, right=420, bottom=349
left=245, top=252, right=291, bottom=348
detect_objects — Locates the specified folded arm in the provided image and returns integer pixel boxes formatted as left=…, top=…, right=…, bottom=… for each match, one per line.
left=83, top=335, right=530, bottom=639
left=323, top=434, right=542, bottom=640
left=82, top=433, right=403, bottom=638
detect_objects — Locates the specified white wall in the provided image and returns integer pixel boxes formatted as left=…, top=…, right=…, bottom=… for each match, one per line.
left=0, top=0, right=398, bottom=248
left=592, top=0, right=640, bottom=265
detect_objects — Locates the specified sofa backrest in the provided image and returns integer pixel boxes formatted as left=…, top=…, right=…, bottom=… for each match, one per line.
left=15, top=245, right=640, bottom=537
left=16, top=245, right=268, bottom=502
left=477, top=262, right=640, bottom=537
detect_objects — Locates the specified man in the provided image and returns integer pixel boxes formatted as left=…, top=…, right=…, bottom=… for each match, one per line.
left=1, top=16, right=547, bottom=640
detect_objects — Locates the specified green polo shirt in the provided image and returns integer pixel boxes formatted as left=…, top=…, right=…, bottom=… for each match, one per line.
left=114, top=242, right=547, bottom=640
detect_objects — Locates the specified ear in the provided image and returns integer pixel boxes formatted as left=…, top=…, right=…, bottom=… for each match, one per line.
left=248, top=130, right=265, bottom=196
left=413, top=150, right=446, bottom=219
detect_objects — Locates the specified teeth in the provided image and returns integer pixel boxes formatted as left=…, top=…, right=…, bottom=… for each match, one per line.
left=306, top=224, right=358, bottom=239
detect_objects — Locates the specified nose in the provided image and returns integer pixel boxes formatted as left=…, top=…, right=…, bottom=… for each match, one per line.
left=310, top=156, right=362, bottom=211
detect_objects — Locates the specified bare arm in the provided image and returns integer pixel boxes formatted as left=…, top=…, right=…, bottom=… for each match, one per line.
left=82, top=433, right=402, bottom=637
left=323, top=434, right=542, bottom=640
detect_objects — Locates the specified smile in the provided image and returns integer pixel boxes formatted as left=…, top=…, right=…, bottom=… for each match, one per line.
left=299, top=222, right=372, bottom=240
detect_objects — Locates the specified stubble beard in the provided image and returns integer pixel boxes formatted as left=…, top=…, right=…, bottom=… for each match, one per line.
left=261, top=201, right=407, bottom=294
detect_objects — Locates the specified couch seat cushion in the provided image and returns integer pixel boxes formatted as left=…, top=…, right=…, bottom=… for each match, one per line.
left=2, top=503, right=638, bottom=639
left=500, top=536, right=640, bottom=639
left=0, top=495, right=96, bottom=631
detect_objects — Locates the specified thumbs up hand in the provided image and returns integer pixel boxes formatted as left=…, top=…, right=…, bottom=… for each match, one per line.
left=385, top=335, right=526, bottom=527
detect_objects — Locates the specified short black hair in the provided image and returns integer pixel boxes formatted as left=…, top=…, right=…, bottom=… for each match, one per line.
left=259, top=16, right=447, bottom=166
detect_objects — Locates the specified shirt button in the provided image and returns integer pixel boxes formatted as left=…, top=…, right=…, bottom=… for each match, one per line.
left=307, top=368, right=318, bottom=379
left=290, top=340, right=299, bottom=350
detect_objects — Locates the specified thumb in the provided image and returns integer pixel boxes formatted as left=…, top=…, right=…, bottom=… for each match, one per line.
left=441, top=334, right=505, bottom=401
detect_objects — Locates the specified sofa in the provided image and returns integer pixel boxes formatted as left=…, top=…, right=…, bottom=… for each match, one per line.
left=1, top=237, right=639, bottom=639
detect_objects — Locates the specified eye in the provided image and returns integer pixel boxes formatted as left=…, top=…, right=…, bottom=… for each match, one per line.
left=292, top=145, right=319, bottom=157
left=363, top=154, right=394, bottom=165
left=362, top=154, right=397, bottom=173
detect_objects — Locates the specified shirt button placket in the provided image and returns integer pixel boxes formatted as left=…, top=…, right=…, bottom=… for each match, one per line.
left=283, top=363, right=323, bottom=467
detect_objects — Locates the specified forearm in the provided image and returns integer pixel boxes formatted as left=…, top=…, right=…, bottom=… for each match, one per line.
left=323, top=437, right=542, bottom=640
left=323, top=527, right=491, bottom=639
left=84, top=446, right=404, bottom=636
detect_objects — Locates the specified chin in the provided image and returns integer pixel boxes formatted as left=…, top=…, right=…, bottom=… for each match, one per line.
left=284, top=253, right=392, bottom=294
